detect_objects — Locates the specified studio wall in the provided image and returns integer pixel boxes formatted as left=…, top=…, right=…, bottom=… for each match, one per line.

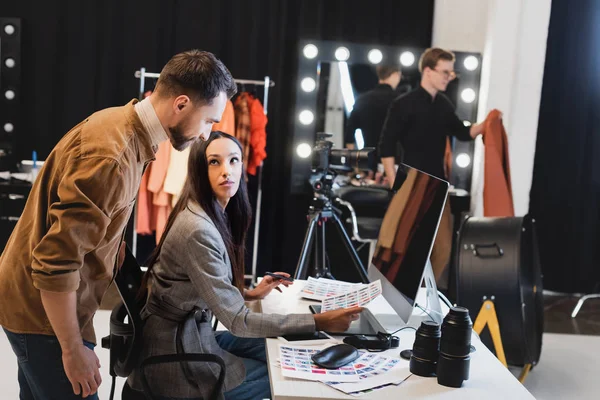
left=0, top=0, right=435, bottom=275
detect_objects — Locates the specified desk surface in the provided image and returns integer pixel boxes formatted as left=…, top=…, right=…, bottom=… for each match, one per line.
left=262, top=280, right=534, bottom=400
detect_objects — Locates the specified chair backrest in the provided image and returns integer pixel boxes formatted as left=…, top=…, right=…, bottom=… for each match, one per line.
left=102, top=246, right=145, bottom=378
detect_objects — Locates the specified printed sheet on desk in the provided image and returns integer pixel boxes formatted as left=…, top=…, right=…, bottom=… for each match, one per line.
left=277, top=344, right=411, bottom=395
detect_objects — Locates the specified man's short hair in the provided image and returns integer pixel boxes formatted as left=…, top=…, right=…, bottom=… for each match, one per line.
left=418, top=48, right=456, bottom=73
left=155, top=50, right=237, bottom=103
left=376, top=65, right=401, bottom=80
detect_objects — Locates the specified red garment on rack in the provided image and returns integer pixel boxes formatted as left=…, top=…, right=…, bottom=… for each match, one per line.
left=234, top=93, right=251, bottom=174
left=246, top=95, right=268, bottom=175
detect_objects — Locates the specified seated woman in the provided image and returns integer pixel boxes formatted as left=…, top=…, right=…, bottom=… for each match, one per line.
left=128, top=131, right=363, bottom=400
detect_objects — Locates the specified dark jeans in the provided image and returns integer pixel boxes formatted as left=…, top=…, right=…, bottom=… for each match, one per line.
left=215, top=332, right=271, bottom=400
left=3, top=327, right=98, bottom=400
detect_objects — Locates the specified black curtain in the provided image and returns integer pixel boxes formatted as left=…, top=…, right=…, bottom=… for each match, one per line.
left=0, top=0, right=434, bottom=275
left=530, top=0, right=600, bottom=293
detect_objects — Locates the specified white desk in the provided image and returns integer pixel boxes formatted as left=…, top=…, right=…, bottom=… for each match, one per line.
left=262, top=280, right=535, bottom=400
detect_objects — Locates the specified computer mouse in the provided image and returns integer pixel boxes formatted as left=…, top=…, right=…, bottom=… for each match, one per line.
left=311, top=344, right=360, bottom=369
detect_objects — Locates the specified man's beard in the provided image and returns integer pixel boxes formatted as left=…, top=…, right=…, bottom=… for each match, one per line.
left=168, top=124, right=195, bottom=151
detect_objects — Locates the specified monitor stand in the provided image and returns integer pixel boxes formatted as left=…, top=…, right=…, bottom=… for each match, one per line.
left=410, top=258, right=444, bottom=326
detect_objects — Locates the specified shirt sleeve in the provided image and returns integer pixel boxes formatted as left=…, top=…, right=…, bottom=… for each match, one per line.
left=442, top=96, right=472, bottom=141
left=378, top=99, right=407, bottom=158
left=344, top=107, right=360, bottom=146
left=31, top=157, right=127, bottom=293
left=182, top=223, right=315, bottom=338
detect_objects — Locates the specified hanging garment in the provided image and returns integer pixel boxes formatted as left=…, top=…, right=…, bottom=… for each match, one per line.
left=483, top=109, right=514, bottom=217
left=163, top=145, right=190, bottom=207
left=136, top=141, right=172, bottom=242
left=136, top=165, right=154, bottom=236
left=234, top=93, right=251, bottom=173
left=147, top=141, right=172, bottom=243
left=246, top=95, right=268, bottom=175
left=213, top=100, right=235, bottom=136
left=444, top=137, right=453, bottom=180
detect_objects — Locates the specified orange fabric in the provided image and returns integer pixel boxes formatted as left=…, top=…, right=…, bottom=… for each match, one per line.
left=136, top=165, right=153, bottom=235
left=234, top=93, right=251, bottom=174
left=483, top=109, right=514, bottom=217
left=136, top=141, right=173, bottom=243
left=212, top=100, right=235, bottom=136
left=246, top=95, right=268, bottom=175
left=444, top=137, right=453, bottom=180
left=147, top=141, right=172, bottom=243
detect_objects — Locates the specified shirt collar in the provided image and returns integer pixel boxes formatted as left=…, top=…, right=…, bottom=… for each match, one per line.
left=375, top=83, right=394, bottom=92
left=134, top=97, right=169, bottom=153
left=418, top=85, right=436, bottom=102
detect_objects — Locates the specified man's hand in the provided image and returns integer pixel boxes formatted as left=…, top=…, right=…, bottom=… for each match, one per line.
left=245, top=272, right=293, bottom=300
left=470, top=122, right=484, bottom=138
left=62, top=344, right=102, bottom=398
left=313, top=307, right=364, bottom=332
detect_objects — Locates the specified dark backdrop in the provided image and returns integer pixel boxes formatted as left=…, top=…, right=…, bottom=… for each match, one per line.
left=530, top=0, right=600, bottom=293
left=0, top=0, right=434, bottom=276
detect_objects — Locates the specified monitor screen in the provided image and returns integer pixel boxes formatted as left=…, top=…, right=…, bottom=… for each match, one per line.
left=368, top=164, right=448, bottom=325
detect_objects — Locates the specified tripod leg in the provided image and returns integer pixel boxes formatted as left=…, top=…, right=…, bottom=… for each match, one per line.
left=293, top=214, right=318, bottom=280
left=316, top=218, right=334, bottom=279
left=331, top=212, right=369, bottom=283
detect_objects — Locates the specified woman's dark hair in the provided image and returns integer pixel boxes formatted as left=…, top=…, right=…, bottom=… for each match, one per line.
left=140, top=131, right=252, bottom=297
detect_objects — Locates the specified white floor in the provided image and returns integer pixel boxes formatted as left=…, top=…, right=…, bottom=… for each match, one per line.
left=1, top=311, right=599, bottom=399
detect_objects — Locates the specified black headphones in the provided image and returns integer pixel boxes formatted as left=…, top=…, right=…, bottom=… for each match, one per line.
left=343, top=332, right=400, bottom=351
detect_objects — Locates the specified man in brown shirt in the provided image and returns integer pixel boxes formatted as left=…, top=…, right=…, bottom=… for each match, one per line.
left=0, top=50, right=236, bottom=399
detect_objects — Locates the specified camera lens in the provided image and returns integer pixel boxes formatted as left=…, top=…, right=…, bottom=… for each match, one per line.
left=410, top=321, right=441, bottom=377
left=437, top=306, right=472, bottom=388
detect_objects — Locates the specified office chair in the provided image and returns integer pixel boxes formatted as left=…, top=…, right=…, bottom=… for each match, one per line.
left=334, top=186, right=392, bottom=262
left=101, top=246, right=226, bottom=400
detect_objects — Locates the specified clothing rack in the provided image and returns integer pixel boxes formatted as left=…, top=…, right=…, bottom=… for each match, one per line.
left=134, top=68, right=274, bottom=285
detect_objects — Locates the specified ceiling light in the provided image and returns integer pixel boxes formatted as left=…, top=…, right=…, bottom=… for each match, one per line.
left=300, top=77, right=316, bottom=93
left=464, top=56, right=479, bottom=71
left=368, top=49, right=383, bottom=64
left=400, top=51, right=415, bottom=67
left=5, top=90, right=15, bottom=100
left=461, top=88, right=476, bottom=103
left=4, top=123, right=14, bottom=133
left=335, top=47, right=350, bottom=61
left=456, top=153, right=472, bottom=168
left=4, top=58, right=15, bottom=68
left=299, top=110, right=314, bottom=125
left=296, top=143, right=312, bottom=158
left=303, top=44, right=318, bottom=59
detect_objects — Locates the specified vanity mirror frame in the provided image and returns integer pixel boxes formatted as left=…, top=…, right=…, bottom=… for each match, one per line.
left=289, top=39, right=482, bottom=194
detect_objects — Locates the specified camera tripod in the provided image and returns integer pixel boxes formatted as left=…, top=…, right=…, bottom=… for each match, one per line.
left=293, top=194, right=369, bottom=283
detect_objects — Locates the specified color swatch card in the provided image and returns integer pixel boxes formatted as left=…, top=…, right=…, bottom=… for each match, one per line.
left=323, top=353, right=411, bottom=395
left=279, top=344, right=375, bottom=382
left=300, top=277, right=364, bottom=301
left=321, top=280, right=382, bottom=312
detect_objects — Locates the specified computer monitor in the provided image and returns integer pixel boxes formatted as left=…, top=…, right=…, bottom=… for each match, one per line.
left=310, top=164, right=448, bottom=335
left=366, top=164, right=449, bottom=329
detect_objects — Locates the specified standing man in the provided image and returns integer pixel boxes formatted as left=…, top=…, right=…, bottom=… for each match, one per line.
left=379, top=48, right=484, bottom=184
left=344, top=65, right=401, bottom=176
left=378, top=48, right=485, bottom=282
left=0, top=50, right=236, bottom=399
